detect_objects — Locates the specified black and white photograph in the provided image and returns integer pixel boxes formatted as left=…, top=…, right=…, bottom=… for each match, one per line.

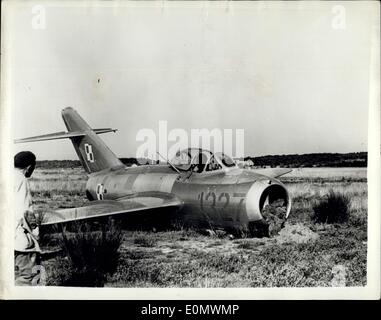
left=0, top=0, right=379, bottom=299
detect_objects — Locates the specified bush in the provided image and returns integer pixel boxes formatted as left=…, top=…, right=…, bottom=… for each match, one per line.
left=312, top=190, right=351, bottom=224
left=59, top=219, right=123, bottom=287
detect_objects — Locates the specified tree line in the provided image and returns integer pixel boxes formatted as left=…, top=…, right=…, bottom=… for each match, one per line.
left=36, top=152, right=367, bottom=169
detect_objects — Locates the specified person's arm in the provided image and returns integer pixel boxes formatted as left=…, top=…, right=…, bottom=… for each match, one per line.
left=19, top=179, right=38, bottom=235
left=22, top=211, right=36, bottom=233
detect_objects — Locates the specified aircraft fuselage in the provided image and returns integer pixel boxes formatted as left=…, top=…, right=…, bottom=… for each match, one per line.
left=86, top=165, right=291, bottom=232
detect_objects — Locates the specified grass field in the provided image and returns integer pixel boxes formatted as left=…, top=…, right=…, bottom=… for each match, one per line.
left=30, top=167, right=368, bottom=287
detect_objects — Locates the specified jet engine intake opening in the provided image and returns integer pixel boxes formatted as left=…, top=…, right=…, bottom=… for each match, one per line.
left=259, top=184, right=289, bottom=217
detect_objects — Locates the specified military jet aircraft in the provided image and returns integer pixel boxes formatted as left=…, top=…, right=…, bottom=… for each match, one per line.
left=15, top=107, right=292, bottom=236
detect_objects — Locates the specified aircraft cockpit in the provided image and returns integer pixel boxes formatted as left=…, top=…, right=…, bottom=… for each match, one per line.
left=171, top=148, right=236, bottom=173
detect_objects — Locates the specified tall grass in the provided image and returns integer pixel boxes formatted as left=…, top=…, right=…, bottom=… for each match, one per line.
left=284, top=167, right=367, bottom=180
left=285, top=177, right=367, bottom=226
left=58, top=219, right=123, bottom=287
left=30, top=167, right=87, bottom=194
left=312, top=190, right=351, bottom=224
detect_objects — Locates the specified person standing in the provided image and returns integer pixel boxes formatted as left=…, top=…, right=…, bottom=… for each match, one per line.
left=14, top=151, right=41, bottom=286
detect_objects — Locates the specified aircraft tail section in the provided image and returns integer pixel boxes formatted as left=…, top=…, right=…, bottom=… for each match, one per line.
left=15, top=107, right=124, bottom=173
left=61, top=107, right=123, bottom=173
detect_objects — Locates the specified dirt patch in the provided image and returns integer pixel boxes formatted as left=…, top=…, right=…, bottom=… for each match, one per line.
left=276, top=223, right=319, bottom=244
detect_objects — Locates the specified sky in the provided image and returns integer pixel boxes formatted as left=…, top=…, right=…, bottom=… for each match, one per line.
left=5, top=1, right=375, bottom=160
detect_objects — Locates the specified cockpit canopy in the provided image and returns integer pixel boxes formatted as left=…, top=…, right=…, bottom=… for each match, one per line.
left=170, top=148, right=236, bottom=173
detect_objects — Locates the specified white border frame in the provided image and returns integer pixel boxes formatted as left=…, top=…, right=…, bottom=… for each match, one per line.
left=1, top=0, right=379, bottom=300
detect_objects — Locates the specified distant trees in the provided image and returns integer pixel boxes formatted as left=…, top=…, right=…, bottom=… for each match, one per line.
left=36, top=160, right=81, bottom=169
left=119, top=157, right=139, bottom=166
left=36, top=152, right=367, bottom=169
left=245, top=152, right=367, bottom=168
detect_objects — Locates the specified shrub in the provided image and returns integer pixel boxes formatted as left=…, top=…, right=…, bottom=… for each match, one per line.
left=59, top=219, right=123, bottom=287
left=312, top=190, right=351, bottom=224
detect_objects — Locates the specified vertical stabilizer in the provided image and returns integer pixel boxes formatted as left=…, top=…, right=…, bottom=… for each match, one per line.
left=61, top=107, right=123, bottom=173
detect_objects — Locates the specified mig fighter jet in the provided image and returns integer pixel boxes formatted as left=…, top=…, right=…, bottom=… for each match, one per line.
left=15, top=108, right=292, bottom=236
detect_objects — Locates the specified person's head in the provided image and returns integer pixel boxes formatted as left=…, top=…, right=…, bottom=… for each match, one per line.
left=14, top=151, right=36, bottom=178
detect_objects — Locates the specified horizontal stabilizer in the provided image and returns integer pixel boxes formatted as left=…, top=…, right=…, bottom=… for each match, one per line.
left=93, top=128, right=118, bottom=134
left=14, top=131, right=86, bottom=143
left=253, top=168, right=292, bottom=178
left=14, top=128, right=118, bottom=144
left=41, top=192, right=183, bottom=225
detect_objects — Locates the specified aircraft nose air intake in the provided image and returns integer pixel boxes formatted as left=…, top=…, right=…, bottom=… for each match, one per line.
left=245, top=181, right=291, bottom=222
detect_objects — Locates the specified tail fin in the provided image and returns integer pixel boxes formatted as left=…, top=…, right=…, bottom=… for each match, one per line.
left=15, top=107, right=124, bottom=173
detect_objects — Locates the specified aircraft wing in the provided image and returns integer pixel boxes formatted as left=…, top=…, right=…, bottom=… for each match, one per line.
left=252, top=168, right=292, bottom=178
left=41, top=192, right=183, bottom=226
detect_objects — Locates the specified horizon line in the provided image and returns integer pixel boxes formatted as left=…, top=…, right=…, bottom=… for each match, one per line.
left=34, top=150, right=368, bottom=162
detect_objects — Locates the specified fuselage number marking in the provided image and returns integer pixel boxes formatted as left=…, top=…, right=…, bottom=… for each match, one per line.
left=198, top=191, right=244, bottom=222
left=96, top=183, right=105, bottom=200
left=199, top=191, right=230, bottom=210
left=84, top=143, right=95, bottom=163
